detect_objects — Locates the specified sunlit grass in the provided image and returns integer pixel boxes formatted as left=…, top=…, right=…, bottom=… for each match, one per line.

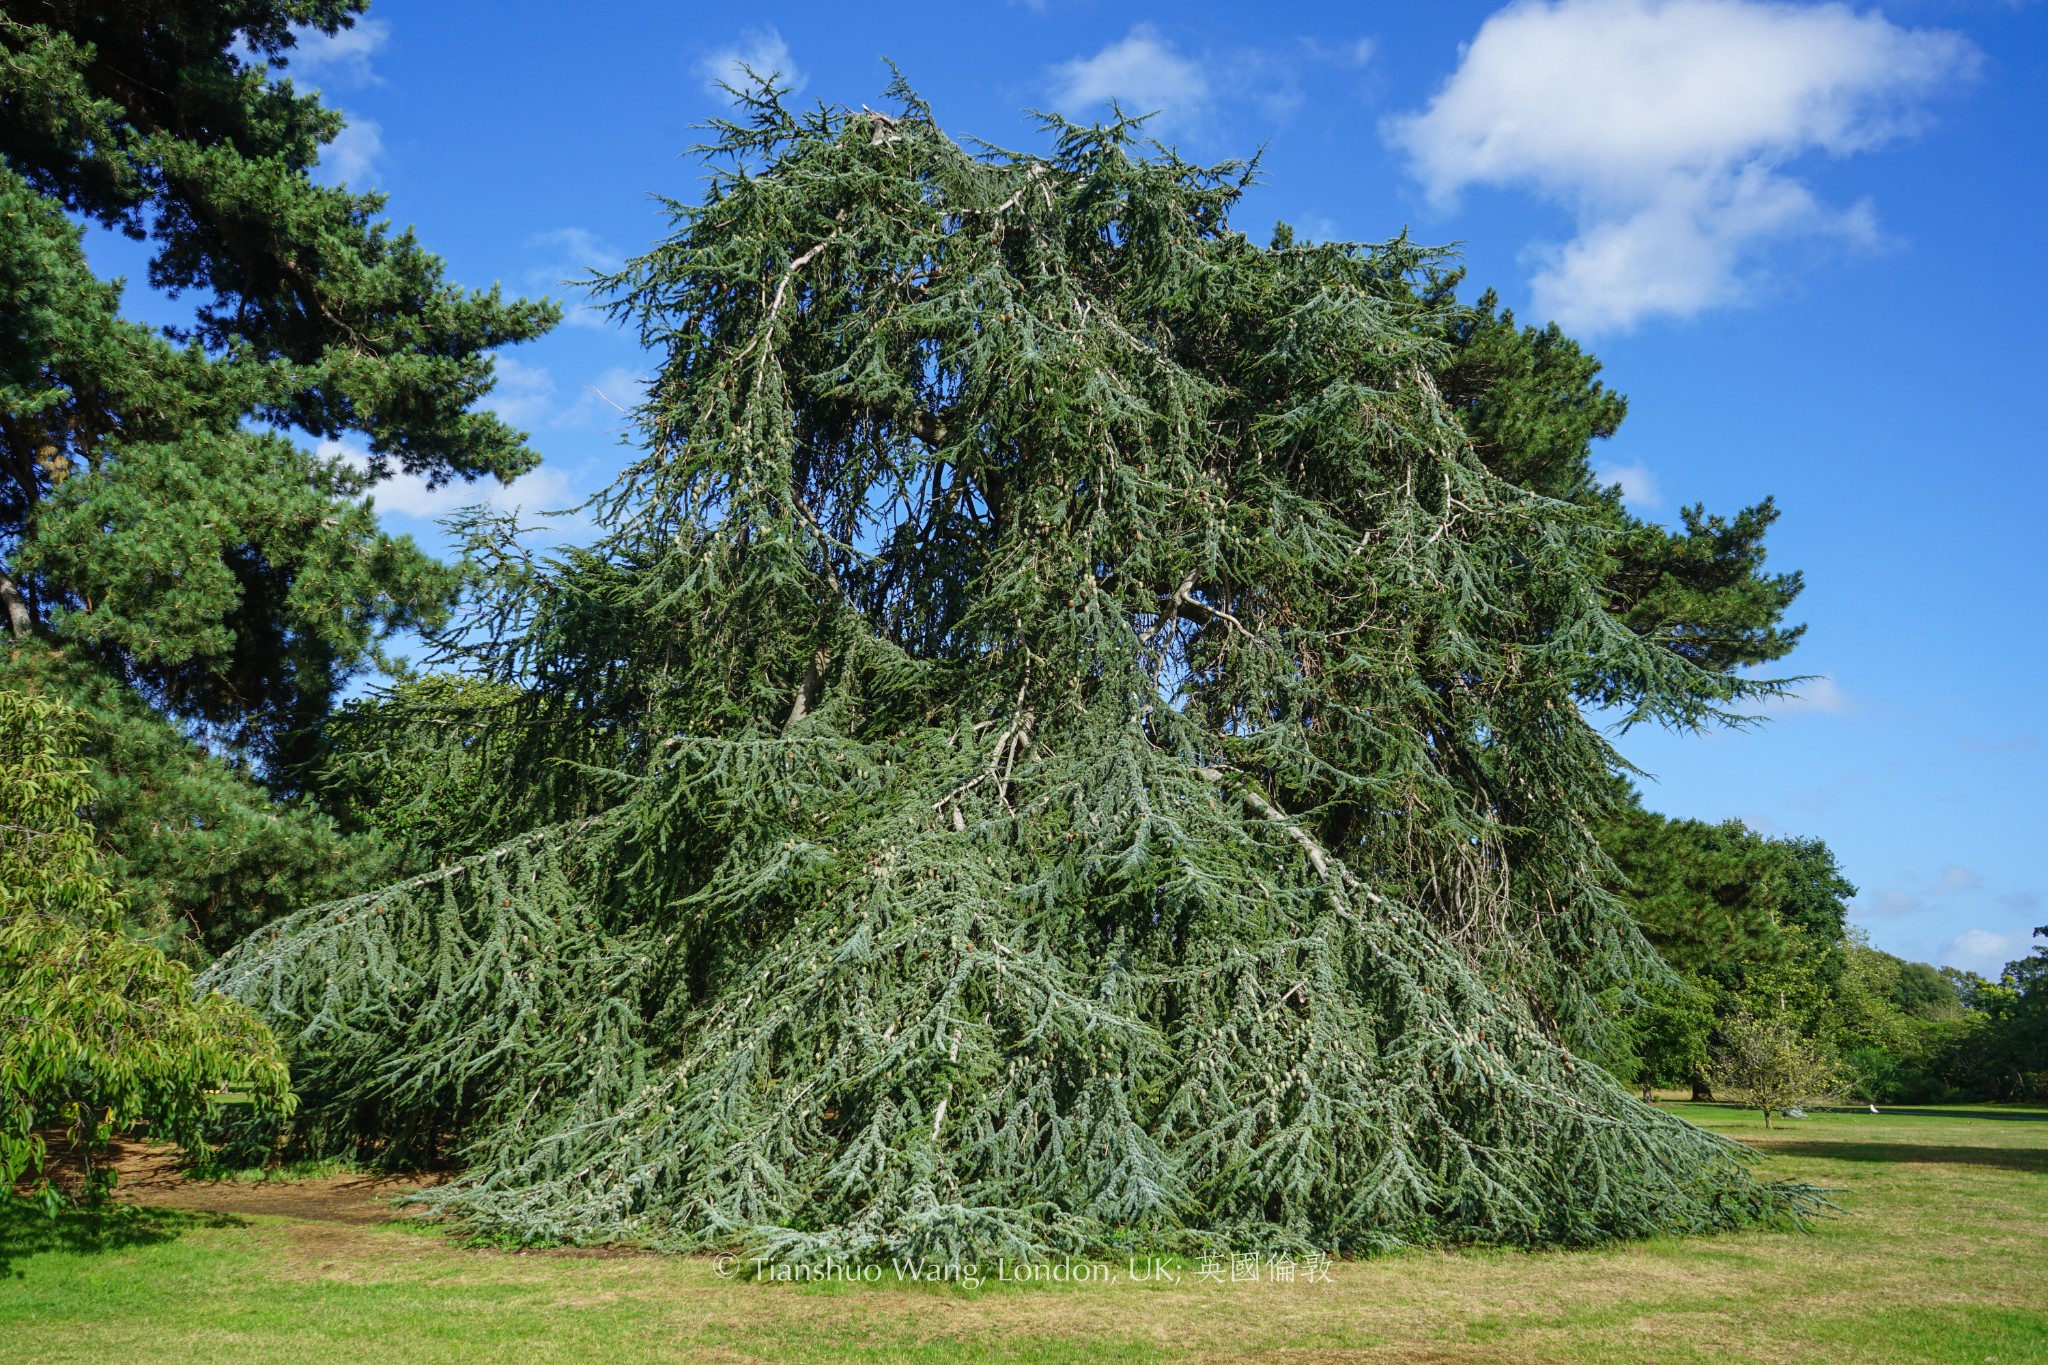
left=3, top=1104, right=2043, bottom=1363
left=177, top=1154, right=368, bottom=1183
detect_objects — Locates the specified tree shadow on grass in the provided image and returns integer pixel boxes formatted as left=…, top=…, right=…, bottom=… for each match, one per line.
left=1849, top=1107, right=2048, bottom=1123
left=1748, top=1141, right=2048, bottom=1175
left=1, top=1200, right=244, bottom=1279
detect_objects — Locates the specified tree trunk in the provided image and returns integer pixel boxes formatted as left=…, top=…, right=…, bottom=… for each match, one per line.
left=1690, top=1073, right=1714, bottom=1102
left=0, top=563, right=30, bottom=638
left=782, top=648, right=831, bottom=733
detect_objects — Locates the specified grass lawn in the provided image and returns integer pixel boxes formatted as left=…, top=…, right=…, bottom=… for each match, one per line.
left=3, top=1103, right=2043, bottom=1364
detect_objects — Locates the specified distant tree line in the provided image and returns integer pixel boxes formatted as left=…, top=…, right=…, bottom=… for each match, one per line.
left=1597, top=793, right=2047, bottom=1106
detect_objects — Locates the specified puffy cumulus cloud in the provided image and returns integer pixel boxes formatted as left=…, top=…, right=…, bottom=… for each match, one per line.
left=1047, top=25, right=1212, bottom=128
left=1528, top=172, right=1878, bottom=331
left=1386, top=0, right=1977, bottom=332
left=1941, top=927, right=2039, bottom=976
left=697, top=27, right=805, bottom=100
left=284, top=18, right=389, bottom=87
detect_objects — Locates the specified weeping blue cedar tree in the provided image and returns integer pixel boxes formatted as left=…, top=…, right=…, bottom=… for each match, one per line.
left=205, top=85, right=1825, bottom=1261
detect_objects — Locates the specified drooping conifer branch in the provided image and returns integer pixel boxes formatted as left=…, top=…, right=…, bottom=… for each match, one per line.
left=205, top=77, right=1821, bottom=1260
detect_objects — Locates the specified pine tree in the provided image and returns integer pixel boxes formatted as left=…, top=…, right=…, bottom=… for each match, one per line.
left=1440, top=291, right=1805, bottom=690
left=205, top=85, right=1824, bottom=1261
left=0, top=1, right=555, bottom=944
left=1596, top=790, right=1856, bottom=1096
left=1600, top=794, right=1854, bottom=995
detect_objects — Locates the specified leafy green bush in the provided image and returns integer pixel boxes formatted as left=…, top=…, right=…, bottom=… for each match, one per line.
left=0, top=691, right=293, bottom=1204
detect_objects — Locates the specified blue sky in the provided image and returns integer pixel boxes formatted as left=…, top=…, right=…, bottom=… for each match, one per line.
left=125, top=1, right=2048, bottom=974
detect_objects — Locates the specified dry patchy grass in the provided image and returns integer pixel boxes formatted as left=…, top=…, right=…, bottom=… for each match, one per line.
left=1, top=1104, right=2042, bottom=1364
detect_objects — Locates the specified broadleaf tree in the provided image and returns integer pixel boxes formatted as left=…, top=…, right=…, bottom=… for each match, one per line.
left=1, top=690, right=292, bottom=1203
left=206, top=86, right=1825, bottom=1262
left=1711, top=1011, right=1837, bottom=1129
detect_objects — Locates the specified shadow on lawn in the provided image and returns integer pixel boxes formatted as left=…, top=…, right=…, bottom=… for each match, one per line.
left=1832, top=1107, right=2048, bottom=1123
left=0, top=1201, right=244, bottom=1279
left=1749, top=1141, right=2048, bottom=1175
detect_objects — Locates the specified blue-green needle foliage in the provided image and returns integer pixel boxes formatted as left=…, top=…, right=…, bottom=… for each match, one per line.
left=206, top=82, right=1823, bottom=1262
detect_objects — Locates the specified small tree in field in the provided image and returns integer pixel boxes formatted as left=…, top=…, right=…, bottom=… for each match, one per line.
left=1712, top=1012, right=1836, bottom=1128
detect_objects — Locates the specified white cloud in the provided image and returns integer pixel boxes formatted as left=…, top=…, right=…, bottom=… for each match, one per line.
left=287, top=18, right=390, bottom=87
left=319, top=439, right=582, bottom=525
left=1594, top=460, right=1660, bottom=508
left=697, top=27, right=806, bottom=100
left=1940, top=927, right=2037, bottom=976
left=1934, top=864, right=1985, bottom=895
left=1529, top=174, right=1878, bottom=331
left=1048, top=25, right=1212, bottom=128
left=319, top=117, right=384, bottom=186
left=486, top=355, right=558, bottom=428
left=1386, top=0, right=1977, bottom=332
left=1043, top=27, right=1363, bottom=138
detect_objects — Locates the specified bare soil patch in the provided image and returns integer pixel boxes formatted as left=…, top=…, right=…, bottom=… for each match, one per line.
left=108, top=1139, right=435, bottom=1225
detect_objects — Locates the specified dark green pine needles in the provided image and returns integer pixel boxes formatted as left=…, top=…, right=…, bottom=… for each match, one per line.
left=205, top=83, right=1825, bottom=1261
left=1, top=3, right=558, bottom=949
